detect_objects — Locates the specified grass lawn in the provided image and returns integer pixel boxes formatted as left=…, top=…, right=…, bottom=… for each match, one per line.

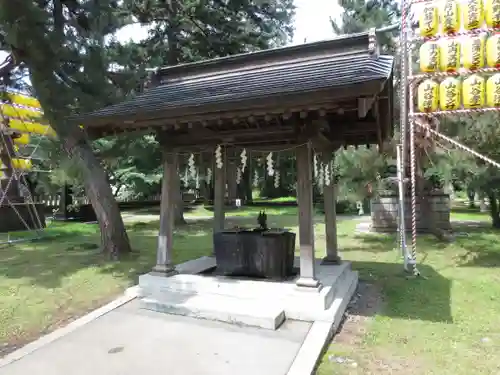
left=0, top=205, right=499, bottom=375
left=0, top=208, right=303, bottom=354
left=0, top=216, right=211, bottom=354
left=128, top=203, right=299, bottom=218
left=316, top=219, right=500, bottom=375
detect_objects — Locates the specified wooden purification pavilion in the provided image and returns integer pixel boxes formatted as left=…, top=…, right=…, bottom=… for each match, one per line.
left=74, top=30, right=394, bottom=327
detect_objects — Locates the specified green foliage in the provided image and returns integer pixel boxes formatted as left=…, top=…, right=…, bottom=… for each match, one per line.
left=102, top=0, right=296, bottom=199
left=329, top=0, right=400, bottom=203
left=335, top=145, right=388, bottom=201
left=94, top=134, right=163, bottom=199
left=0, top=0, right=295, bottom=201
left=435, top=114, right=500, bottom=225
left=125, top=0, right=295, bottom=63
left=331, top=0, right=400, bottom=50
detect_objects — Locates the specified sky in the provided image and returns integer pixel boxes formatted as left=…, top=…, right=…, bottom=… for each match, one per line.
left=289, top=0, right=341, bottom=44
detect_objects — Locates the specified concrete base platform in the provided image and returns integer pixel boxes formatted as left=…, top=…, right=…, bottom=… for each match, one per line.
left=139, top=256, right=358, bottom=330
left=0, top=257, right=358, bottom=375
left=0, top=300, right=311, bottom=375
left=142, top=293, right=286, bottom=330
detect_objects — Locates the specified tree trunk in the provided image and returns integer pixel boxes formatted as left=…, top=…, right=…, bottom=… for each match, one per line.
left=480, top=196, right=489, bottom=212
left=31, top=82, right=132, bottom=257
left=487, top=192, right=500, bottom=228
left=199, top=180, right=208, bottom=205
left=173, top=163, right=186, bottom=225
left=467, top=189, right=476, bottom=208
left=1, top=0, right=132, bottom=258
left=62, top=137, right=131, bottom=258
left=227, top=161, right=238, bottom=205
left=243, top=166, right=253, bottom=204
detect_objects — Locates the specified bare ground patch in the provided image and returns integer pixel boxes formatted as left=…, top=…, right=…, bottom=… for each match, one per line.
left=317, top=281, right=423, bottom=375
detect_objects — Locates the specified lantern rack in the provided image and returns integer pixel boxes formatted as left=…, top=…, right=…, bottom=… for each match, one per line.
left=410, top=67, right=500, bottom=81
left=412, top=27, right=498, bottom=41
left=399, top=0, right=500, bottom=277
left=411, top=106, right=500, bottom=116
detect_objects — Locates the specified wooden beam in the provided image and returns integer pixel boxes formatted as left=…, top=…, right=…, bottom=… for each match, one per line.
left=165, top=126, right=295, bottom=145
left=297, top=118, right=338, bottom=152
left=376, top=91, right=391, bottom=149
left=357, top=96, right=376, bottom=118
left=165, top=129, right=297, bottom=148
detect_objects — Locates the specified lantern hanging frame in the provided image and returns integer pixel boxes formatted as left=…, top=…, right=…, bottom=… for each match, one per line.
left=403, top=0, right=500, bottom=279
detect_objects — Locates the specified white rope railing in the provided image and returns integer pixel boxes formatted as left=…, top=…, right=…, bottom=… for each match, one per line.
left=414, top=122, right=500, bottom=169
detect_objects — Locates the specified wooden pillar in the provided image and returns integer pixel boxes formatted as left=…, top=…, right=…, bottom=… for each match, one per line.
left=213, top=147, right=226, bottom=233
left=321, top=153, right=341, bottom=264
left=153, top=150, right=177, bottom=274
left=295, top=143, right=320, bottom=288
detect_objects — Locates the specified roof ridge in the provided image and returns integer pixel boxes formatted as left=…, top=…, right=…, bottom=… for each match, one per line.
left=155, top=32, right=373, bottom=82
left=158, top=51, right=386, bottom=87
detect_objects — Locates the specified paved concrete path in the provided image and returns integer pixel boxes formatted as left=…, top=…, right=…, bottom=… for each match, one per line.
left=0, top=300, right=311, bottom=375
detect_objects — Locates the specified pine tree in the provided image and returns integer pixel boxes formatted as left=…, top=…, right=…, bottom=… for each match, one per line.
left=331, top=0, right=400, bottom=50
left=328, top=0, right=399, bottom=204
left=0, top=0, right=295, bottom=250
left=119, top=0, right=295, bottom=222
left=0, top=0, right=134, bottom=258
left=440, top=114, right=500, bottom=227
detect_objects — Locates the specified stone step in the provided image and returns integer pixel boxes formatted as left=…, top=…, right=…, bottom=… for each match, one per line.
left=141, top=262, right=350, bottom=297
left=328, top=270, right=359, bottom=328
left=139, top=261, right=352, bottom=311
left=140, top=292, right=286, bottom=330
left=286, top=271, right=359, bottom=375
left=325, top=263, right=353, bottom=309
left=285, top=269, right=358, bottom=322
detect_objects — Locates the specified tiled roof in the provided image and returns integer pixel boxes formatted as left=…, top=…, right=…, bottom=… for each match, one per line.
left=73, top=31, right=394, bottom=127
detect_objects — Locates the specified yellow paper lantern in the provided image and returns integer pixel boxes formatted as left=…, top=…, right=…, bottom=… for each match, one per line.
left=440, top=77, right=462, bottom=110
left=485, top=0, right=500, bottom=28
left=4, top=92, right=41, bottom=110
left=420, top=41, right=440, bottom=72
left=463, top=35, right=485, bottom=69
left=463, top=74, right=486, bottom=108
left=8, top=158, right=33, bottom=170
left=440, top=39, right=461, bottom=71
left=486, top=34, right=500, bottom=67
left=420, top=4, right=439, bottom=37
left=486, top=73, right=500, bottom=106
left=0, top=103, right=42, bottom=122
left=418, top=79, right=439, bottom=112
left=7, top=119, right=55, bottom=137
left=463, top=0, right=485, bottom=30
left=442, top=0, right=461, bottom=34
left=13, top=133, right=30, bottom=145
